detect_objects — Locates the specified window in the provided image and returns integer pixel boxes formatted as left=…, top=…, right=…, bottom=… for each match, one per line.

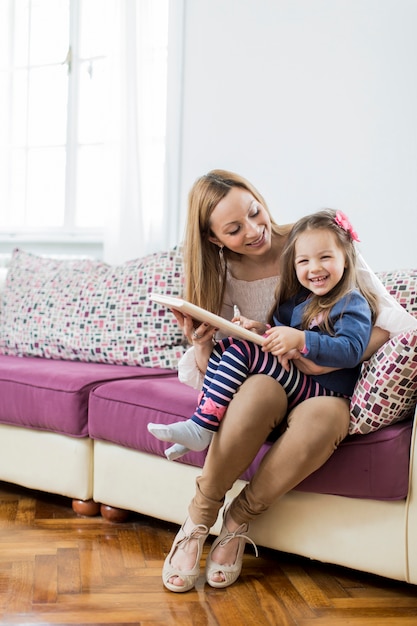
left=0, top=0, right=169, bottom=257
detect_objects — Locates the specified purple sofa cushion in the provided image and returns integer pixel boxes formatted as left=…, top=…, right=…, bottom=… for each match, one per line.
left=293, top=420, right=412, bottom=500
left=89, top=376, right=207, bottom=466
left=0, top=355, right=175, bottom=437
left=89, top=376, right=413, bottom=500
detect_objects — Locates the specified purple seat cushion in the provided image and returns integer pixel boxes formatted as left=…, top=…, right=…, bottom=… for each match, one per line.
left=89, top=376, right=413, bottom=500
left=0, top=355, right=175, bottom=437
left=89, top=377, right=208, bottom=466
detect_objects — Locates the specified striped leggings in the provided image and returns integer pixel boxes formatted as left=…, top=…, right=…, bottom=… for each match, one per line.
left=192, top=337, right=342, bottom=431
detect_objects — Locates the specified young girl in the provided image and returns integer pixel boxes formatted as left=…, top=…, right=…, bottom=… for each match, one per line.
left=148, top=209, right=378, bottom=459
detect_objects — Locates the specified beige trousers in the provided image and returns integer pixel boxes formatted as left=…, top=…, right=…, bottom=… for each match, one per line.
left=189, top=374, right=350, bottom=528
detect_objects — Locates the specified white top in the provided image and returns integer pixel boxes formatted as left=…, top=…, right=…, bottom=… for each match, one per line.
left=221, top=267, right=278, bottom=327
left=178, top=254, right=417, bottom=389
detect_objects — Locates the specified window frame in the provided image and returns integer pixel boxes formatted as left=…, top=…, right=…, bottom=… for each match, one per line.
left=0, top=0, right=109, bottom=258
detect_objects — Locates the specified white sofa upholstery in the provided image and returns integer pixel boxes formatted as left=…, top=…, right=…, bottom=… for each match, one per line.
left=92, top=413, right=417, bottom=584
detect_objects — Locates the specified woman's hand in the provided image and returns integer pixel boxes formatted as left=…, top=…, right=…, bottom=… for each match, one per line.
left=291, top=353, right=335, bottom=375
left=171, top=310, right=217, bottom=375
left=269, top=346, right=336, bottom=374
left=170, top=308, right=187, bottom=331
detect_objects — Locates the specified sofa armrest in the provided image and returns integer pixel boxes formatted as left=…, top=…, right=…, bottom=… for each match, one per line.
left=406, top=405, right=417, bottom=582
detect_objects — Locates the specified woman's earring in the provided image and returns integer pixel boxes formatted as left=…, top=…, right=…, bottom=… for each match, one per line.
left=219, top=245, right=224, bottom=262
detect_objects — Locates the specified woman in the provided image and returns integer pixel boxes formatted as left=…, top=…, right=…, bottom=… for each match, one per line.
left=162, top=170, right=415, bottom=592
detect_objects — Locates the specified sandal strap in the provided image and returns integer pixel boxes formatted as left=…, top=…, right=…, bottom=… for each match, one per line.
left=175, top=523, right=209, bottom=548
left=217, top=523, right=258, bottom=557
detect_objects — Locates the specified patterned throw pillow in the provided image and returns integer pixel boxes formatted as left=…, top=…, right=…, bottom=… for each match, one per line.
left=349, top=330, right=417, bottom=435
left=0, top=248, right=187, bottom=369
left=348, top=269, right=417, bottom=435
left=376, top=268, right=417, bottom=318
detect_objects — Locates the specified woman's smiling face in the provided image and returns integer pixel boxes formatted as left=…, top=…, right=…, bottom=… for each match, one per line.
left=208, top=186, right=272, bottom=256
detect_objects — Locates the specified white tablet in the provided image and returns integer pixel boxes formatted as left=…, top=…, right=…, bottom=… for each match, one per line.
left=150, top=293, right=265, bottom=346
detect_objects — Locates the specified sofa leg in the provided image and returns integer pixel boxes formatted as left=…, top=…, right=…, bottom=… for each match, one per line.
left=100, top=504, right=130, bottom=523
left=72, top=498, right=101, bottom=517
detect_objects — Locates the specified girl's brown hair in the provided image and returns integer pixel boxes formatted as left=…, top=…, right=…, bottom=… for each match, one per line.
left=183, top=169, right=290, bottom=314
left=274, top=209, right=378, bottom=334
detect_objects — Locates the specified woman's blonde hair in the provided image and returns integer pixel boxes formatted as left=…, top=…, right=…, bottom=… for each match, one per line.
left=274, top=209, right=378, bottom=333
left=183, top=169, right=290, bottom=313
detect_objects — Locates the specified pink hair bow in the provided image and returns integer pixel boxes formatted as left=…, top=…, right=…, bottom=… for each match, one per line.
left=334, top=210, right=360, bottom=242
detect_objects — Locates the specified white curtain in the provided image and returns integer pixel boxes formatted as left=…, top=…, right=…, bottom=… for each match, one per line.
left=103, top=0, right=183, bottom=265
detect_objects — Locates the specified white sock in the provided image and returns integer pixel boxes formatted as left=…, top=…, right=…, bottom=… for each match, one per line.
left=147, top=420, right=213, bottom=451
left=164, top=443, right=190, bottom=461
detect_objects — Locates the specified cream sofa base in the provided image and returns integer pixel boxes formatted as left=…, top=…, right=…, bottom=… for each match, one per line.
left=0, top=424, right=93, bottom=501
left=93, top=412, right=417, bottom=585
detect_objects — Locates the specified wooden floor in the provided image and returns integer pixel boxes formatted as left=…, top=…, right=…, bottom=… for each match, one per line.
left=0, top=483, right=416, bottom=626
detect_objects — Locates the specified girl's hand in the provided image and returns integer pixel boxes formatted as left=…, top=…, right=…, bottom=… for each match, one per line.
left=262, top=326, right=305, bottom=356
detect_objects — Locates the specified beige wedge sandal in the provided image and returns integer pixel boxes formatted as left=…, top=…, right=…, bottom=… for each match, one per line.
left=162, top=520, right=209, bottom=592
left=205, top=504, right=258, bottom=589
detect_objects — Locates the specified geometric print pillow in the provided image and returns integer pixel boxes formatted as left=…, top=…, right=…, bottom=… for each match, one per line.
left=349, top=330, right=417, bottom=435
left=0, top=247, right=187, bottom=369
left=376, top=268, right=417, bottom=318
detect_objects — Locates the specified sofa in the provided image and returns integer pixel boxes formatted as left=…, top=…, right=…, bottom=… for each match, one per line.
left=0, top=248, right=416, bottom=585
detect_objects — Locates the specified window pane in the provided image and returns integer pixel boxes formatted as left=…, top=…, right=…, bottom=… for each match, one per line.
left=6, top=147, right=65, bottom=229
left=79, top=0, right=110, bottom=59
left=28, top=65, right=68, bottom=145
left=78, top=58, right=107, bottom=144
left=10, top=69, right=29, bottom=146
left=26, top=148, right=66, bottom=227
left=75, top=146, right=112, bottom=228
left=0, top=2, right=9, bottom=70
left=8, top=149, right=27, bottom=228
left=12, top=0, right=68, bottom=66
left=29, top=0, right=69, bottom=66
left=13, top=0, right=30, bottom=67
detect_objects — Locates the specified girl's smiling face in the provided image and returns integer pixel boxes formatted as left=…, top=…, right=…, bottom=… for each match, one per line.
left=208, top=186, right=272, bottom=256
left=294, top=228, right=347, bottom=295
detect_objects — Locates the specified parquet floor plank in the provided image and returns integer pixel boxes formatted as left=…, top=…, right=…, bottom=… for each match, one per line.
left=33, top=554, right=58, bottom=604
left=299, top=616, right=417, bottom=626
left=307, top=567, right=350, bottom=600
left=16, top=496, right=37, bottom=525
left=260, top=565, right=318, bottom=621
left=0, top=481, right=417, bottom=625
left=248, top=577, right=298, bottom=626
left=118, top=529, right=146, bottom=569
left=6, top=560, right=34, bottom=615
left=281, top=563, right=333, bottom=609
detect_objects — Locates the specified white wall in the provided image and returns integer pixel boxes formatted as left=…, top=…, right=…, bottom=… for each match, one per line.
left=177, top=0, right=417, bottom=271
